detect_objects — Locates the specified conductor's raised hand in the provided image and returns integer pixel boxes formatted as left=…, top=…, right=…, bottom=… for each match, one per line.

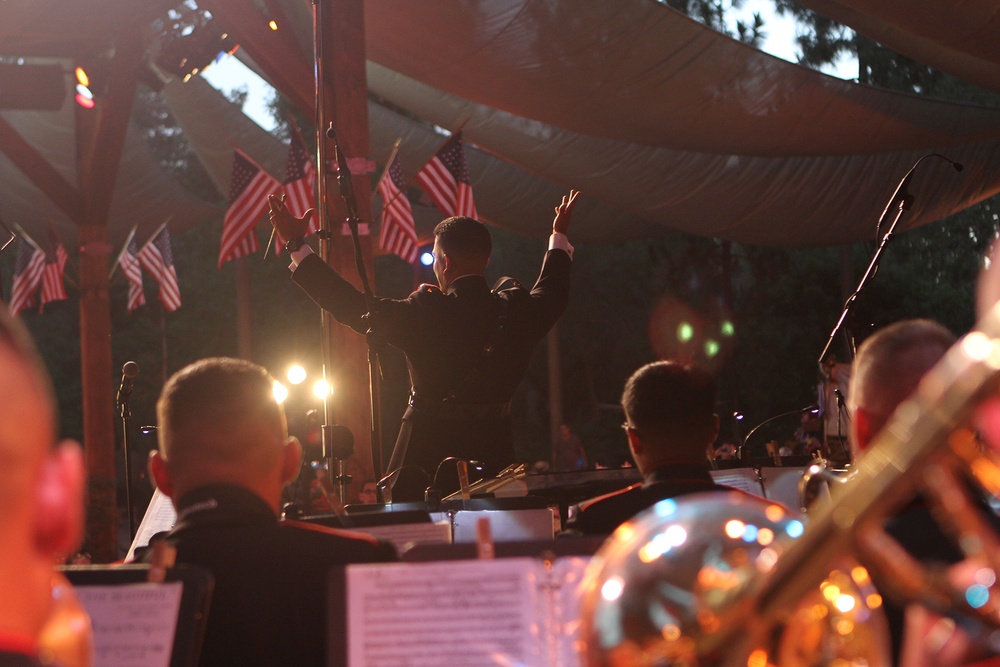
left=552, top=189, right=580, bottom=236
left=267, top=194, right=314, bottom=242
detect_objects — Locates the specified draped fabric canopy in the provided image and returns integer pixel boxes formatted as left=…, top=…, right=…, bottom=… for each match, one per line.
left=0, top=0, right=999, bottom=249
left=794, top=0, right=1000, bottom=95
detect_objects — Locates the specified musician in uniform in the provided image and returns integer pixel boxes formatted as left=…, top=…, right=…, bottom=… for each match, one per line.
left=268, top=190, right=579, bottom=499
left=563, top=361, right=727, bottom=535
left=147, top=357, right=396, bottom=666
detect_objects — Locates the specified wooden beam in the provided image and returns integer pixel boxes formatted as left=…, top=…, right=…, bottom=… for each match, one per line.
left=76, top=28, right=144, bottom=563
left=197, top=0, right=314, bottom=114
left=78, top=29, right=143, bottom=223
left=0, top=115, right=82, bottom=223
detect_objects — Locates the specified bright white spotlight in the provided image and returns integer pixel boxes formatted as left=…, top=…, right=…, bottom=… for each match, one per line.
left=420, top=251, right=434, bottom=266
left=312, top=379, right=333, bottom=399
left=272, top=381, right=289, bottom=404
left=287, top=365, right=307, bottom=385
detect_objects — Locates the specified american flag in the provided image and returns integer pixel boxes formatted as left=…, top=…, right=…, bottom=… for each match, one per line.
left=377, top=153, right=419, bottom=263
left=118, top=227, right=145, bottom=313
left=219, top=149, right=281, bottom=267
left=8, top=238, right=45, bottom=316
left=39, top=226, right=68, bottom=310
left=278, top=129, right=319, bottom=253
left=415, top=132, right=477, bottom=219
left=138, top=225, right=181, bottom=312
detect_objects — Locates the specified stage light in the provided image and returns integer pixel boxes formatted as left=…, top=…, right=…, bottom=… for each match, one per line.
left=287, top=364, right=307, bottom=385
left=420, top=251, right=434, bottom=266
left=312, top=379, right=333, bottom=399
left=273, top=381, right=289, bottom=404
left=268, top=20, right=278, bottom=30
left=75, top=66, right=95, bottom=109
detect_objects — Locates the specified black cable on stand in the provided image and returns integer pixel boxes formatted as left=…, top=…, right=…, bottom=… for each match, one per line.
left=117, top=361, right=139, bottom=539
left=310, top=0, right=383, bottom=505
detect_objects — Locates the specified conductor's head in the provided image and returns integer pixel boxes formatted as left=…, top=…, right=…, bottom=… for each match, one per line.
left=432, top=216, right=491, bottom=292
left=620, top=361, right=719, bottom=476
left=150, top=357, right=302, bottom=515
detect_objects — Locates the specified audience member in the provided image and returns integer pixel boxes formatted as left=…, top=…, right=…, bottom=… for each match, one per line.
left=563, top=361, right=727, bottom=535
left=551, top=423, right=588, bottom=471
left=356, top=479, right=377, bottom=505
left=0, top=306, right=85, bottom=666
left=147, top=357, right=396, bottom=666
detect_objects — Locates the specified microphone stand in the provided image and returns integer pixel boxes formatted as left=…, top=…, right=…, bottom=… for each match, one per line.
left=311, top=0, right=383, bottom=505
left=118, top=386, right=136, bottom=539
left=818, top=185, right=913, bottom=368
left=818, top=152, right=963, bottom=368
left=739, top=405, right=819, bottom=466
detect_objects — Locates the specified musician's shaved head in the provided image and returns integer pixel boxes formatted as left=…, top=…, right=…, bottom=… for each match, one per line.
left=848, top=319, right=955, bottom=456
left=152, top=357, right=300, bottom=514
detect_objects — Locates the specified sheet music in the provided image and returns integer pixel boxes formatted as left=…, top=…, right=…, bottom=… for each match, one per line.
left=347, top=558, right=544, bottom=666
left=75, top=581, right=183, bottom=667
left=710, top=468, right=765, bottom=496
left=126, top=488, right=176, bottom=562
left=539, top=557, right=590, bottom=667
left=349, top=520, right=452, bottom=552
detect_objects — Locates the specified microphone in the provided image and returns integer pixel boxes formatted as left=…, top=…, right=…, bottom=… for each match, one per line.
left=876, top=153, right=963, bottom=240
left=116, top=361, right=139, bottom=408
left=326, top=125, right=354, bottom=200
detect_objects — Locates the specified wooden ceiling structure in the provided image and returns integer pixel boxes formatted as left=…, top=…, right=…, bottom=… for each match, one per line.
left=0, top=0, right=376, bottom=560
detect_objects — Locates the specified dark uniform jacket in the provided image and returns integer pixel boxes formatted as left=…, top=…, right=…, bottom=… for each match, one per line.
left=564, top=463, right=727, bottom=535
left=152, top=485, right=396, bottom=666
left=292, top=248, right=572, bottom=490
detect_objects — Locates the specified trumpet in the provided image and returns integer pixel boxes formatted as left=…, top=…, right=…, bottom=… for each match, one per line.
left=581, top=300, right=1000, bottom=665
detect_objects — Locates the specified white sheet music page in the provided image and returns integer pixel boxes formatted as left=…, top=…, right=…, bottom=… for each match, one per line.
left=549, top=557, right=590, bottom=667
left=710, top=468, right=765, bottom=496
left=346, top=558, right=544, bottom=666
left=75, top=581, right=183, bottom=667
left=126, top=488, right=177, bottom=562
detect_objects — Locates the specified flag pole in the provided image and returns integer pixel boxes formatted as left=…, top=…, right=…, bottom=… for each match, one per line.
left=109, top=224, right=139, bottom=279
left=369, top=137, right=402, bottom=206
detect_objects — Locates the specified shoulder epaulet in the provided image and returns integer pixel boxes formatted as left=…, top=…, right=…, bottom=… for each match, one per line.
left=576, top=482, right=643, bottom=511
left=412, top=283, right=444, bottom=300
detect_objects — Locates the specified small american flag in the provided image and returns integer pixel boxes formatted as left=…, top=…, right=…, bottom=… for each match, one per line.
left=139, top=225, right=181, bottom=312
left=8, top=238, right=45, bottom=316
left=39, top=226, right=68, bottom=310
left=118, top=227, right=146, bottom=313
left=377, top=153, right=419, bottom=263
left=278, top=129, right=319, bottom=253
left=219, top=149, right=281, bottom=267
left=415, top=132, right=477, bottom=219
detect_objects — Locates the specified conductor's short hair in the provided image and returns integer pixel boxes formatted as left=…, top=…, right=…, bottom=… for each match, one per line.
left=433, top=216, right=491, bottom=262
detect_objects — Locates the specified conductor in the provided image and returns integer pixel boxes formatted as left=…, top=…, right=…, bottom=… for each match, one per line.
left=269, top=190, right=579, bottom=499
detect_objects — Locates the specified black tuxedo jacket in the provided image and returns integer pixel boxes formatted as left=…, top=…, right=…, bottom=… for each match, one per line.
left=152, top=485, right=396, bottom=667
left=292, top=248, right=571, bottom=485
left=564, top=463, right=728, bottom=535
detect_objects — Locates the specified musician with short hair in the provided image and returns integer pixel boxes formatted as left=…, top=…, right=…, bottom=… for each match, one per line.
left=563, top=360, right=727, bottom=535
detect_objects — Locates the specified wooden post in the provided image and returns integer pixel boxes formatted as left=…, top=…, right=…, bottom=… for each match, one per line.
left=319, top=0, right=378, bottom=482
left=78, top=224, right=117, bottom=562
left=75, top=28, right=143, bottom=561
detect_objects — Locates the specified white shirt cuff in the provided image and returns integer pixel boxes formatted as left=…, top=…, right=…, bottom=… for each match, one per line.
left=288, top=244, right=314, bottom=271
left=549, top=232, right=573, bottom=260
